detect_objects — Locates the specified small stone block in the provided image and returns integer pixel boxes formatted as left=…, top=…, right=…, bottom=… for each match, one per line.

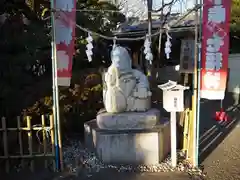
left=84, top=119, right=171, bottom=165
left=96, top=108, right=160, bottom=130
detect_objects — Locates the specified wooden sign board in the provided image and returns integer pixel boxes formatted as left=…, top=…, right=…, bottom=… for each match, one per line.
left=179, top=39, right=195, bottom=73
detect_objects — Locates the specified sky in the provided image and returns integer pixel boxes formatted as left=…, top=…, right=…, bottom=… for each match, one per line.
left=118, top=0, right=195, bottom=19
left=152, top=0, right=195, bottom=13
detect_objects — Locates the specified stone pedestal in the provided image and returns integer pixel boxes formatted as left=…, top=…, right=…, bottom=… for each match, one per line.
left=84, top=118, right=170, bottom=165
left=96, top=108, right=160, bottom=130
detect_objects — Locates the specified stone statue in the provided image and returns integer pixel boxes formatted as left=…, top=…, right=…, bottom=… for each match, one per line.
left=102, top=46, right=152, bottom=113
left=84, top=47, right=168, bottom=166
left=97, top=46, right=159, bottom=130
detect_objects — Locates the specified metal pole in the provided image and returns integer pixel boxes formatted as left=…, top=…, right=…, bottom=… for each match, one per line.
left=158, top=0, right=164, bottom=60
left=170, top=111, right=177, bottom=167
left=50, top=0, right=60, bottom=171
left=147, top=0, right=152, bottom=76
left=192, top=0, right=199, bottom=167
left=196, top=0, right=203, bottom=167
left=147, top=0, right=152, bottom=38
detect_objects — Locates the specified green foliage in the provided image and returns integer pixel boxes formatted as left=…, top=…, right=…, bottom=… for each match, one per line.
left=229, top=0, right=240, bottom=53
left=22, top=70, right=103, bottom=133
left=0, top=0, right=125, bottom=121
left=231, top=0, right=240, bottom=32
left=73, top=0, right=125, bottom=68
left=23, top=70, right=103, bottom=115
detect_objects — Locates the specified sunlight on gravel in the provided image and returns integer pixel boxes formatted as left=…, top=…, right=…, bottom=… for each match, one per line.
left=62, top=139, right=206, bottom=179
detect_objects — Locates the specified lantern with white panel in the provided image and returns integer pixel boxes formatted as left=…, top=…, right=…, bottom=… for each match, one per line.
left=158, top=80, right=189, bottom=167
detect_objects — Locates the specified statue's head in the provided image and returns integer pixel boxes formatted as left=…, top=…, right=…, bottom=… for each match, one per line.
left=110, top=46, right=132, bottom=72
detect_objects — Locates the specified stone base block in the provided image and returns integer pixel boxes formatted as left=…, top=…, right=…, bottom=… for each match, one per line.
left=84, top=119, right=170, bottom=165
left=96, top=108, right=160, bottom=130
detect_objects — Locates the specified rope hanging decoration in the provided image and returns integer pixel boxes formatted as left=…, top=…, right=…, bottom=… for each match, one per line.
left=47, top=5, right=200, bottom=41
left=164, top=25, right=172, bottom=59
left=45, top=4, right=201, bottom=62
left=76, top=23, right=162, bottom=41
left=144, top=35, right=153, bottom=64
left=86, top=33, right=93, bottom=62
left=112, top=36, right=117, bottom=49
left=32, top=124, right=51, bottom=145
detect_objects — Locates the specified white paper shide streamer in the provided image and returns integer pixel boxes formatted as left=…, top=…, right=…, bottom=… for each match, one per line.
left=165, top=29, right=172, bottom=59
left=112, top=36, right=117, bottom=50
left=86, top=33, right=93, bottom=62
left=144, top=35, right=153, bottom=64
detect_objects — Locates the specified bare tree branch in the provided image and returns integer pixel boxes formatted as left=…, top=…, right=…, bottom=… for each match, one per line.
left=156, top=0, right=176, bottom=30
left=152, top=0, right=178, bottom=13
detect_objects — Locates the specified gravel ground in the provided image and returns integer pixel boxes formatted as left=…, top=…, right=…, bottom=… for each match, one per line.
left=201, top=120, right=240, bottom=180
left=198, top=94, right=240, bottom=180
left=3, top=93, right=240, bottom=180
left=1, top=136, right=205, bottom=180
left=59, top=138, right=206, bottom=180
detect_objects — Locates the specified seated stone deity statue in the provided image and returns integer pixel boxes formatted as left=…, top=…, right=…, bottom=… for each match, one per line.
left=103, top=46, right=152, bottom=113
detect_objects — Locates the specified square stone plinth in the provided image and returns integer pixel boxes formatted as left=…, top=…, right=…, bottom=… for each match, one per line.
left=84, top=119, right=170, bottom=165
left=96, top=109, right=160, bottom=130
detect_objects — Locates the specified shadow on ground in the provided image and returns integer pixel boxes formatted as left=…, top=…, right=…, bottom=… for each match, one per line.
left=1, top=168, right=192, bottom=180
left=199, top=92, right=240, bottom=163
left=75, top=170, right=191, bottom=180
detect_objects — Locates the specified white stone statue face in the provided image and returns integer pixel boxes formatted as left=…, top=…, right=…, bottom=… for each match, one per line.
left=111, top=46, right=132, bottom=72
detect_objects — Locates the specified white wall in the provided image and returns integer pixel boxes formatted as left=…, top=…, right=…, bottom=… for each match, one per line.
left=228, top=54, right=240, bottom=94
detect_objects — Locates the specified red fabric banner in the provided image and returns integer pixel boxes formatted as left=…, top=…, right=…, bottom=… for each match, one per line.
left=54, top=0, right=76, bottom=86
left=200, top=0, right=231, bottom=100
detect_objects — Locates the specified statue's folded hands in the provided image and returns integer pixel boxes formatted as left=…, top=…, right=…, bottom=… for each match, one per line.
left=133, top=87, right=149, bottom=99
